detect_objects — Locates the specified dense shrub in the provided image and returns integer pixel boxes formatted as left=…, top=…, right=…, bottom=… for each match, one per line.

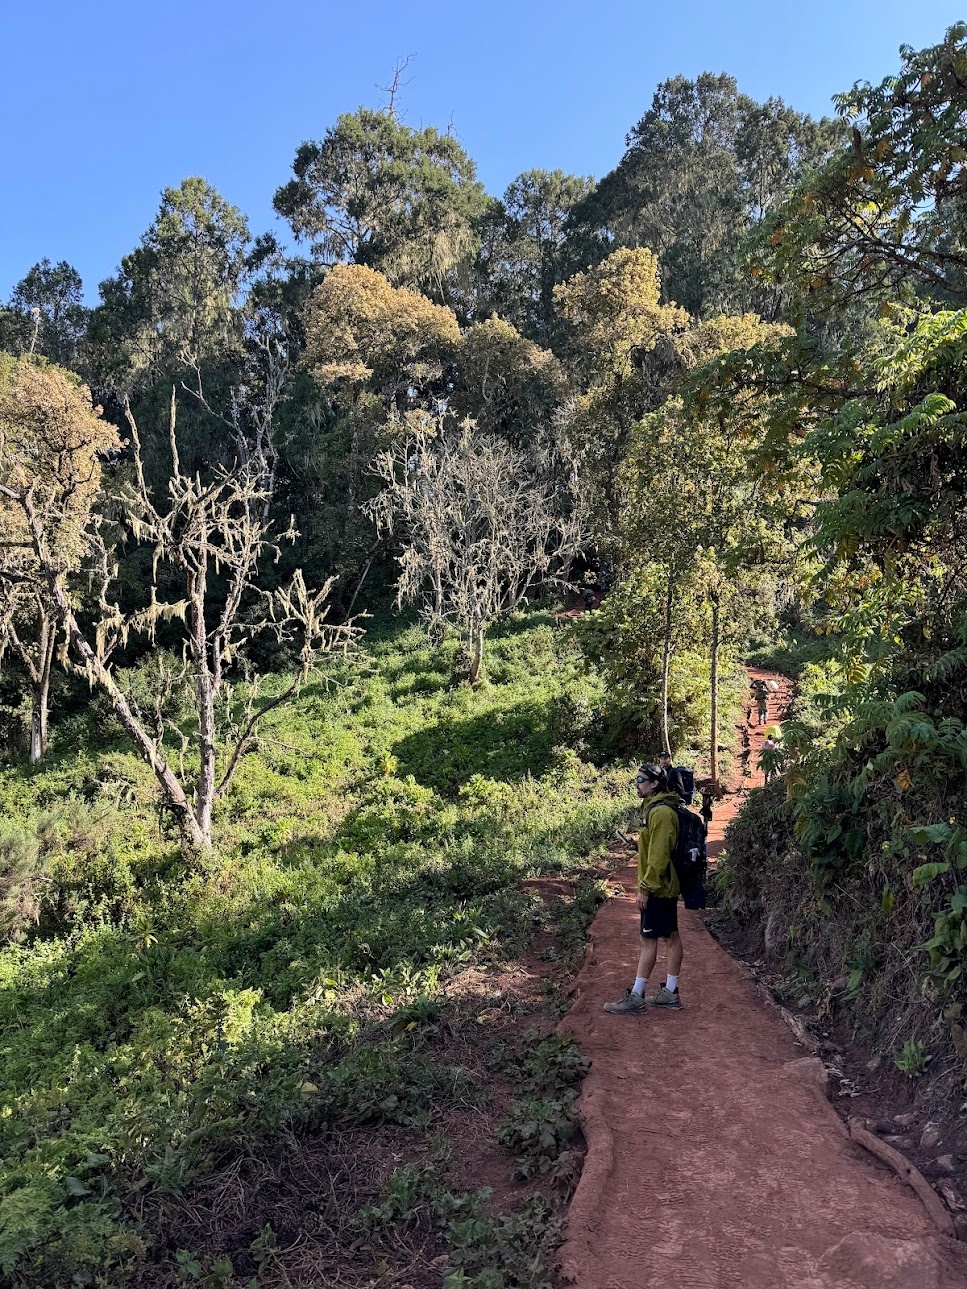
left=718, top=643, right=967, bottom=1072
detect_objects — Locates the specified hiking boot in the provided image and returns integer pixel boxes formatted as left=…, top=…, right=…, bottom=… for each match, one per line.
left=652, top=985, right=683, bottom=1010
left=603, top=990, right=647, bottom=1015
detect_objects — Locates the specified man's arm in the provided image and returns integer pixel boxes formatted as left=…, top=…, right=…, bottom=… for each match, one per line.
left=638, top=804, right=678, bottom=895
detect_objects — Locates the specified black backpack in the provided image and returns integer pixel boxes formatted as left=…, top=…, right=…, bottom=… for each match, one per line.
left=645, top=799, right=707, bottom=910
left=675, top=765, right=695, bottom=804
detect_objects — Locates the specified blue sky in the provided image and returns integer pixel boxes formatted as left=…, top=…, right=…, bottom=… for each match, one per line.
left=2, top=1, right=961, bottom=301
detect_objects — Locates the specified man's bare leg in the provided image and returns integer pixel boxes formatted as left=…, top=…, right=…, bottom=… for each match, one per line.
left=666, top=931, right=683, bottom=977
left=636, top=936, right=659, bottom=982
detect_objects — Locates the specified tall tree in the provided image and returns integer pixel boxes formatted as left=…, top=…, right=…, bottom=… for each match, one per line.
left=452, top=315, right=567, bottom=447
left=757, top=22, right=967, bottom=310
left=88, top=177, right=251, bottom=394
left=564, top=75, right=841, bottom=317
left=3, top=382, right=354, bottom=849
left=0, top=356, right=120, bottom=762
left=1, top=260, right=88, bottom=368
left=274, top=108, right=491, bottom=306
left=369, top=419, right=584, bottom=683
left=578, top=313, right=794, bottom=762
left=300, top=263, right=462, bottom=587
left=553, top=247, right=689, bottom=535
left=477, top=169, right=594, bottom=342
left=299, top=264, right=568, bottom=600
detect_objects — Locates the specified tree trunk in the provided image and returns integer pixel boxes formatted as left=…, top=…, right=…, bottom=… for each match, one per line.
left=28, top=617, right=56, bottom=765
left=468, top=622, right=485, bottom=685
left=63, top=606, right=206, bottom=849
left=29, top=681, right=49, bottom=765
left=16, top=489, right=205, bottom=847
left=191, top=558, right=216, bottom=850
left=660, top=570, right=674, bottom=758
left=343, top=539, right=381, bottom=622
left=709, top=589, right=720, bottom=785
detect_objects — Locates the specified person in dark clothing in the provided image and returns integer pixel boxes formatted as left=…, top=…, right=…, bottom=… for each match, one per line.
left=699, top=784, right=715, bottom=826
left=750, top=677, right=769, bottom=725
left=658, top=752, right=687, bottom=802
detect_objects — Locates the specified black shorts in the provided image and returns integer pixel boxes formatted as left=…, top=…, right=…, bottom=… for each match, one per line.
left=640, top=896, right=679, bottom=940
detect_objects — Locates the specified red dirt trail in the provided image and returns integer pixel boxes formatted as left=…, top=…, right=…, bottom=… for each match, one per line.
left=558, top=668, right=967, bottom=1289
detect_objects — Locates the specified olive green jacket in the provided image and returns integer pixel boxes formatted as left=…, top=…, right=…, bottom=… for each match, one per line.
left=637, top=792, right=681, bottom=899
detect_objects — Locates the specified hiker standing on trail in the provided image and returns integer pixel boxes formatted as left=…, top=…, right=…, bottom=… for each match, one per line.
left=699, top=781, right=717, bottom=826
left=750, top=677, right=769, bottom=725
left=657, top=751, right=687, bottom=802
left=604, top=765, right=684, bottom=1015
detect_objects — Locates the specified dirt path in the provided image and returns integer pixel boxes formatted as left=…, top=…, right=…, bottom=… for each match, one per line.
left=558, top=668, right=967, bottom=1289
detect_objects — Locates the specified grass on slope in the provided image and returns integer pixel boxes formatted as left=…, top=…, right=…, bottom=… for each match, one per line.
left=0, top=611, right=628, bottom=1286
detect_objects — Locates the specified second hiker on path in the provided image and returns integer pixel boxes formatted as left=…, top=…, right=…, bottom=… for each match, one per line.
left=750, top=676, right=770, bottom=725
left=657, top=751, right=688, bottom=801
left=604, top=765, right=684, bottom=1015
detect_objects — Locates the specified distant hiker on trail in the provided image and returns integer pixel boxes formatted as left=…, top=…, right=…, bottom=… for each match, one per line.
left=698, top=780, right=718, bottom=826
left=604, top=765, right=685, bottom=1015
left=657, top=751, right=691, bottom=803
left=750, top=677, right=769, bottom=725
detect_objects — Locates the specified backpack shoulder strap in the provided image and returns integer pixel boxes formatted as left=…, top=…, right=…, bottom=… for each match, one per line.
left=643, top=799, right=680, bottom=826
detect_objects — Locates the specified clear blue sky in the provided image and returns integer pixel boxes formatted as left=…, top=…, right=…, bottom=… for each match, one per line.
left=2, top=1, right=961, bottom=301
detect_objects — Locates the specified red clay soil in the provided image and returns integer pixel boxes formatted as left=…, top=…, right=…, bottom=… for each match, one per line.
left=558, top=668, right=967, bottom=1289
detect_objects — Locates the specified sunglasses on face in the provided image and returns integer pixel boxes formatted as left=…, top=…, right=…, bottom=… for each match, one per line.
left=634, top=776, right=648, bottom=784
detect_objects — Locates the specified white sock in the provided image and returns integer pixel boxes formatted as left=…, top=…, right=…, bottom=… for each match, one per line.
left=666, top=974, right=679, bottom=992
left=632, top=977, right=648, bottom=996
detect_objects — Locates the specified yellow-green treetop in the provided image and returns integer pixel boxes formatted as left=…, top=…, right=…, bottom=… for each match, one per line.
left=553, top=247, right=689, bottom=380
left=304, top=263, right=461, bottom=394
left=0, top=355, right=119, bottom=569
left=454, top=315, right=566, bottom=443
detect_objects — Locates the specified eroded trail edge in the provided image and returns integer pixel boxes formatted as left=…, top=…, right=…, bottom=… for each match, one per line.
left=558, top=669, right=967, bottom=1289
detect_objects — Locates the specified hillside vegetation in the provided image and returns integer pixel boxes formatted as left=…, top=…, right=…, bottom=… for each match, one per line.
left=6, top=18, right=967, bottom=1285
left=0, top=614, right=629, bottom=1283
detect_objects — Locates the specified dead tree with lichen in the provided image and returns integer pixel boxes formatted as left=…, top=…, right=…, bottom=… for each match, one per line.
left=3, top=375, right=359, bottom=849
left=369, top=418, right=584, bottom=683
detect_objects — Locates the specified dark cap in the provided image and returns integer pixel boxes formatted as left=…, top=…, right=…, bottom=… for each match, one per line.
left=637, top=764, right=667, bottom=785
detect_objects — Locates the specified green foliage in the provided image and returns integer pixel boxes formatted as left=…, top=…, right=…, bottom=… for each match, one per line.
left=496, top=1096, right=578, bottom=1180
left=274, top=108, right=490, bottom=301
left=494, top=1032, right=586, bottom=1182
left=895, top=1038, right=933, bottom=1080
left=88, top=177, right=250, bottom=392
left=572, top=575, right=747, bottom=764
left=564, top=73, right=841, bottom=317
left=364, top=1165, right=561, bottom=1289
left=2, top=259, right=88, bottom=368
left=0, top=817, right=41, bottom=941
left=0, top=612, right=619, bottom=1282
left=757, top=23, right=967, bottom=307
left=478, top=169, right=594, bottom=344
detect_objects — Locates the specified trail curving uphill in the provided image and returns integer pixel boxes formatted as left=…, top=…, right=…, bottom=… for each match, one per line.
left=558, top=668, right=967, bottom=1289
